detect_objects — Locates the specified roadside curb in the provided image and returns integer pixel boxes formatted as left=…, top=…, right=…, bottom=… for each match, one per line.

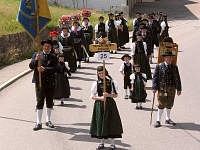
left=0, top=69, right=33, bottom=92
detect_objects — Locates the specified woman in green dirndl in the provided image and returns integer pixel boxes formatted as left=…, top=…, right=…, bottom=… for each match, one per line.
left=130, top=64, right=147, bottom=110
left=90, top=66, right=123, bottom=150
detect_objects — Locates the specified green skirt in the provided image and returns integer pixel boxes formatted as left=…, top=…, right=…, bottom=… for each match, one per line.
left=90, top=98, right=123, bottom=139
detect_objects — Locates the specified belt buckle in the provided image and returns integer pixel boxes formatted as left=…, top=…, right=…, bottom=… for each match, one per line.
left=164, top=93, right=168, bottom=96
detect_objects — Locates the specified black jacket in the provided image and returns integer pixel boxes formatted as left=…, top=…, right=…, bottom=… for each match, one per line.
left=152, top=62, right=182, bottom=91
left=29, top=51, right=58, bottom=87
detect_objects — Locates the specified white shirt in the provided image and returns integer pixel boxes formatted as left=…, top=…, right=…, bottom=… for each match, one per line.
left=161, top=21, right=166, bottom=30
left=130, top=73, right=147, bottom=86
left=119, top=62, right=132, bottom=73
left=130, top=42, right=147, bottom=56
left=91, top=79, right=118, bottom=98
left=94, top=23, right=109, bottom=33
left=105, top=20, right=118, bottom=31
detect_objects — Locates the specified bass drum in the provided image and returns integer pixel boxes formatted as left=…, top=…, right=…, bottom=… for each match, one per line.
left=63, top=46, right=77, bottom=73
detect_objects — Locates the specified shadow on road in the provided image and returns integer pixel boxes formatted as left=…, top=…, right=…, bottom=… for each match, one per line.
left=70, top=86, right=83, bottom=91
left=71, top=76, right=96, bottom=81
left=80, top=66, right=97, bottom=70
left=69, top=134, right=131, bottom=148
left=132, top=0, right=199, bottom=21
left=0, top=115, right=35, bottom=124
left=74, top=71, right=96, bottom=76
left=55, top=104, right=87, bottom=109
left=141, top=107, right=157, bottom=112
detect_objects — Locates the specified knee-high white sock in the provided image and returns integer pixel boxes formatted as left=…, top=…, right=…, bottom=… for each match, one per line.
left=37, top=109, right=43, bottom=124
left=110, top=138, right=115, bottom=145
left=136, top=103, right=139, bottom=107
left=157, top=109, right=164, bottom=122
left=139, top=103, right=142, bottom=107
left=100, top=139, right=104, bottom=145
left=166, top=109, right=171, bottom=120
left=46, top=108, right=52, bottom=122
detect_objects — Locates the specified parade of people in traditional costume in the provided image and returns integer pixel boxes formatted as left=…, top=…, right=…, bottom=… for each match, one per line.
left=26, top=7, right=183, bottom=149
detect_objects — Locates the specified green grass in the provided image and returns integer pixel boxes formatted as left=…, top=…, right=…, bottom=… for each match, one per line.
left=0, top=0, right=132, bottom=35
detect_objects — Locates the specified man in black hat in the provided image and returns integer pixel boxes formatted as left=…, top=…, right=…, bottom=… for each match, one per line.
left=29, top=39, right=58, bottom=131
left=152, top=51, right=182, bottom=128
left=119, top=54, right=133, bottom=99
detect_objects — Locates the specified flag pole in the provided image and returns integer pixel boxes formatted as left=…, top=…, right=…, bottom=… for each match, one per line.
left=36, top=0, right=42, bottom=88
left=103, top=60, right=106, bottom=110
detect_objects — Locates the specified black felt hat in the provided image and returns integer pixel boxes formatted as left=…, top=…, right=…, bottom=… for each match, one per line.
left=83, top=17, right=89, bottom=21
left=121, top=54, right=131, bottom=61
left=140, top=25, right=147, bottom=30
left=119, top=12, right=123, bottom=15
left=134, top=64, right=141, bottom=68
left=53, top=44, right=59, bottom=49
left=162, top=51, right=175, bottom=56
left=99, top=16, right=104, bottom=20
left=41, top=40, right=53, bottom=46
left=108, top=13, right=114, bottom=16
left=136, top=31, right=142, bottom=36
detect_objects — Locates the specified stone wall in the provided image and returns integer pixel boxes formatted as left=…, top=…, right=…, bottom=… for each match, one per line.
left=0, top=27, right=55, bottom=66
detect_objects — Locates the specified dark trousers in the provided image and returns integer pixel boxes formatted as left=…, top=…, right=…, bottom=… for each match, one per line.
left=35, top=84, right=55, bottom=109
left=124, top=76, right=131, bottom=89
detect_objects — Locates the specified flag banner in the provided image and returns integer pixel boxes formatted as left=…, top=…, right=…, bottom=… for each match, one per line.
left=17, top=0, right=51, bottom=39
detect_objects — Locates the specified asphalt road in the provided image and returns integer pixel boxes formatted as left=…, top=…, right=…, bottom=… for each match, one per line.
left=0, top=5, right=200, bottom=150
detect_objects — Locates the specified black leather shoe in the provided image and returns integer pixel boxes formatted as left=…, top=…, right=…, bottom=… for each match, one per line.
left=109, top=144, right=116, bottom=150
left=97, top=144, right=104, bottom=149
left=33, top=124, right=42, bottom=131
left=136, top=106, right=140, bottom=110
left=154, top=121, right=161, bottom=128
left=139, top=106, right=143, bottom=110
left=61, top=101, right=64, bottom=106
left=165, top=119, right=176, bottom=126
left=46, top=121, right=55, bottom=128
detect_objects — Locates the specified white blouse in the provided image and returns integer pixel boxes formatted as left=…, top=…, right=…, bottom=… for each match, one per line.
left=91, top=79, right=118, bottom=98
left=130, top=42, right=147, bottom=56
left=130, top=73, right=147, bottom=86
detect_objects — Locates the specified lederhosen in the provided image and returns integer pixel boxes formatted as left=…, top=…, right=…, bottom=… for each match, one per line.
left=34, top=52, right=57, bottom=109
left=97, top=23, right=107, bottom=38
left=90, top=78, right=123, bottom=139
left=157, top=64, right=176, bottom=109
left=124, top=63, right=132, bottom=89
left=130, top=73, right=147, bottom=103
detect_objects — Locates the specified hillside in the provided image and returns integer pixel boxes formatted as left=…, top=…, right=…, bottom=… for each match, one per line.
left=0, top=0, right=133, bottom=36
